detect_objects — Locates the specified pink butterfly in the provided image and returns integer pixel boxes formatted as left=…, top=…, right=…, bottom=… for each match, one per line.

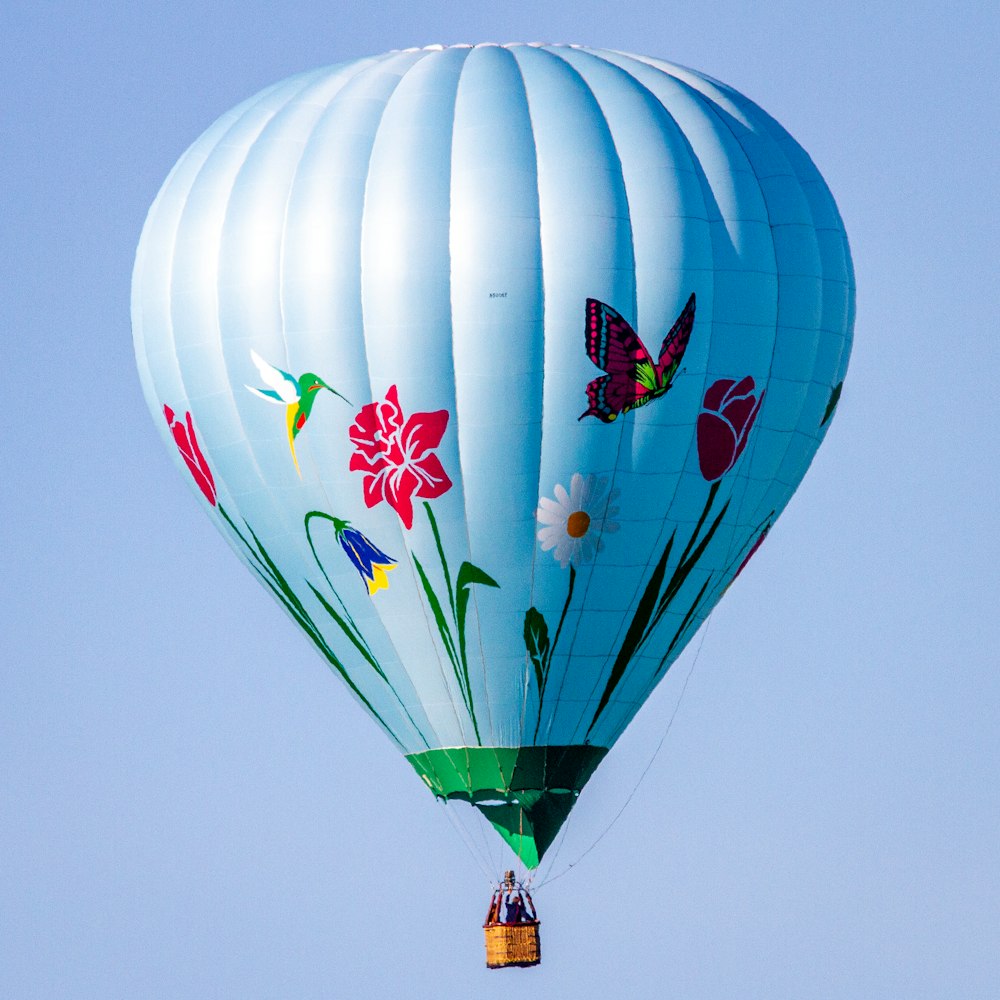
left=580, top=293, right=696, bottom=422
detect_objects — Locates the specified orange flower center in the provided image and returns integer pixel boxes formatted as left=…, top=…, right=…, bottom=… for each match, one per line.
left=566, top=510, right=591, bottom=538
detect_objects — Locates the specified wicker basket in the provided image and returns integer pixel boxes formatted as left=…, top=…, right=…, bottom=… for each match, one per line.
left=484, top=922, right=541, bottom=968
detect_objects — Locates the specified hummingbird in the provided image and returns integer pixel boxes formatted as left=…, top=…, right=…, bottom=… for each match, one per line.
left=246, top=350, right=351, bottom=476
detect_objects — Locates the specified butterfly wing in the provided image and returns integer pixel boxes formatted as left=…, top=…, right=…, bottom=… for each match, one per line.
left=580, top=299, right=654, bottom=421
left=582, top=373, right=644, bottom=423
left=584, top=298, right=654, bottom=372
left=655, top=293, right=696, bottom=384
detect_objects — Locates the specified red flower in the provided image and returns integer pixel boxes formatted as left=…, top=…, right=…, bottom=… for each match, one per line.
left=164, top=404, right=217, bottom=506
left=348, top=385, right=452, bottom=529
left=696, top=376, right=765, bottom=481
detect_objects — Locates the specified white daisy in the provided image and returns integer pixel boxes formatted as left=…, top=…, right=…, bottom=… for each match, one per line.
left=537, top=473, right=620, bottom=568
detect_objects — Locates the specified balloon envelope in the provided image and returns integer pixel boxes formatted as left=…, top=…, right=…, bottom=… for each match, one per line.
left=133, top=44, right=853, bottom=867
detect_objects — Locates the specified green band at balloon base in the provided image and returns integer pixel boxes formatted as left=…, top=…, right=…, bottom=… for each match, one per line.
left=405, top=745, right=608, bottom=869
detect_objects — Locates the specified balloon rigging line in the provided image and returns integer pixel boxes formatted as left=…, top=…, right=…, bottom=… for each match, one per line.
left=533, top=613, right=711, bottom=889
left=439, top=800, right=496, bottom=885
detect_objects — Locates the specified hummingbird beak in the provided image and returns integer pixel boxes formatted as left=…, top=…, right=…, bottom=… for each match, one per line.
left=317, top=381, right=351, bottom=405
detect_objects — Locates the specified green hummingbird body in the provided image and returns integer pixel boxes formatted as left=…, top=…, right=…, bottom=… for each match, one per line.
left=247, top=351, right=350, bottom=476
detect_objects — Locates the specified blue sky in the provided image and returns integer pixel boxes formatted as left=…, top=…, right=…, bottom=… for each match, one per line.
left=3, top=3, right=998, bottom=997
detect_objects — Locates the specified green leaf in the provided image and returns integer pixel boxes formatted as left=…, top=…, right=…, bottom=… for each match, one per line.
left=453, top=562, right=496, bottom=744
left=246, top=566, right=397, bottom=742
left=650, top=498, right=731, bottom=637
left=412, top=554, right=460, bottom=668
left=454, top=562, right=499, bottom=665
left=523, top=607, right=551, bottom=694
left=820, top=380, right=843, bottom=428
left=588, top=530, right=675, bottom=734
left=220, top=505, right=406, bottom=750
left=663, top=575, right=713, bottom=665
left=672, top=480, right=720, bottom=574
left=424, top=502, right=456, bottom=619
left=308, top=583, right=386, bottom=679
left=531, top=565, right=576, bottom=742
left=455, top=561, right=500, bottom=592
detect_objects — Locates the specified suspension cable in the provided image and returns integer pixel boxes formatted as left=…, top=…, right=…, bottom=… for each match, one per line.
left=533, top=615, right=712, bottom=889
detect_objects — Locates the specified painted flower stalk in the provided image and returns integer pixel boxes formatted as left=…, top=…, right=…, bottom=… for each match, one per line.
left=347, top=387, right=497, bottom=743
left=585, top=375, right=765, bottom=734
left=526, top=474, right=620, bottom=731
left=162, top=403, right=426, bottom=749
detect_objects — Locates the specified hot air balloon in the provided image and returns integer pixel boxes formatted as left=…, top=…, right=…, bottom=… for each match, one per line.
left=133, top=43, right=853, bottom=966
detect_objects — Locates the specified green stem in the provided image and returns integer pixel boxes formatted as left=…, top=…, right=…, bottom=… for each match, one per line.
left=217, top=504, right=404, bottom=749
left=304, top=511, right=373, bottom=657
left=412, top=554, right=461, bottom=673
left=679, top=481, right=721, bottom=565
left=303, top=510, right=432, bottom=748
left=662, top=575, right=713, bottom=667
left=587, top=481, right=728, bottom=737
left=532, top=565, right=576, bottom=742
left=424, top=502, right=455, bottom=620
left=306, top=583, right=388, bottom=681
left=644, top=496, right=730, bottom=644
left=416, top=503, right=483, bottom=745
left=548, top=564, right=577, bottom=673
left=587, top=533, right=674, bottom=735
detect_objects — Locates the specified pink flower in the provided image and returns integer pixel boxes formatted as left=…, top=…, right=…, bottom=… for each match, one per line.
left=163, top=405, right=217, bottom=506
left=696, top=376, right=765, bottom=481
left=348, top=385, right=452, bottom=529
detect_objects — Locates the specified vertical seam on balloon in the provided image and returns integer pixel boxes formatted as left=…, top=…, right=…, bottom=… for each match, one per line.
left=558, top=49, right=719, bottom=746
left=355, top=48, right=475, bottom=752
left=277, top=54, right=436, bottom=751
left=689, top=75, right=830, bottom=558
left=441, top=44, right=498, bottom=747
left=668, top=73, right=782, bottom=573
left=212, top=66, right=419, bottom=746
left=163, top=76, right=324, bottom=607
left=173, top=56, right=427, bottom=753
left=353, top=51, right=466, bottom=754
left=584, top=52, right=782, bottom=741
left=211, top=72, right=330, bottom=539
left=356, top=51, right=470, bottom=751
left=746, top=102, right=856, bottom=451
left=597, top=54, right=842, bottom=725
left=134, top=93, right=258, bottom=436
left=506, top=47, right=548, bottom=750
left=598, top=58, right=754, bottom=740
left=159, top=77, right=310, bottom=499
left=210, top=71, right=423, bottom=746
left=154, top=71, right=420, bottom=747
left=520, top=46, right=636, bottom=751
left=296, top=53, right=438, bottom=750
left=555, top=46, right=697, bottom=746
